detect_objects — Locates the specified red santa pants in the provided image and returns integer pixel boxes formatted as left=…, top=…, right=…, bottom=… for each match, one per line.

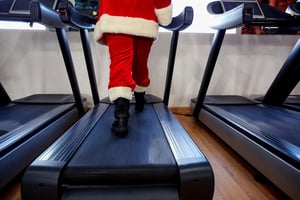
left=105, top=33, right=153, bottom=101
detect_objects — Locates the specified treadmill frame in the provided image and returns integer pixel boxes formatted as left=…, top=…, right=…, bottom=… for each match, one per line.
left=0, top=0, right=88, bottom=188
left=21, top=1, right=215, bottom=200
left=192, top=2, right=300, bottom=199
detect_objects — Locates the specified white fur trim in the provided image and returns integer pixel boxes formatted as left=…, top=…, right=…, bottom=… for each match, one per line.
left=134, top=85, right=148, bottom=93
left=109, top=86, right=132, bottom=102
left=94, top=14, right=159, bottom=43
left=155, top=4, right=173, bottom=26
left=94, top=20, right=102, bottom=43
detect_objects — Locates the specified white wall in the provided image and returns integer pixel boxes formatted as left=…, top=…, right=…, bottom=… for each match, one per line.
left=0, top=30, right=299, bottom=106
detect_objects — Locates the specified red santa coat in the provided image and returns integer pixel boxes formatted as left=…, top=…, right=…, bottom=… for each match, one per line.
left=94, top=0, right=172, bottom=44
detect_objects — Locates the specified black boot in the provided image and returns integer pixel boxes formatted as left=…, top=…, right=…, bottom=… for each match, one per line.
left=112, top=97, right=130, bottom=137
left=134, top=92, right=145, bottom=112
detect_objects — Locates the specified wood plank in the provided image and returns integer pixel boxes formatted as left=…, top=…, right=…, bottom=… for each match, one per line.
left=172, top=107, right=290, bottom=200
left=0, top=178, right=20, bottom=200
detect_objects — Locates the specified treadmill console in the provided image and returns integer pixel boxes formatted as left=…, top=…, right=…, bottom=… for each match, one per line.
left=220, top=0, right=265, bottom=18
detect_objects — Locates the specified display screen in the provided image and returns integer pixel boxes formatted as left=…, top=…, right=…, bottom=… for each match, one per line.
left=74, top=0, right=99, bottom=17
left=220, top=0, right=264, bottom=18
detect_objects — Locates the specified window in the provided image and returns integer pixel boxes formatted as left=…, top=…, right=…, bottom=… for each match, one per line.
left=0, top=0, right=234, bottom=33
left=0, top=21, right=45, bottom=30
left=171, top=0, right=212, bottom=33
left=168, top=0, right=235, bottom=33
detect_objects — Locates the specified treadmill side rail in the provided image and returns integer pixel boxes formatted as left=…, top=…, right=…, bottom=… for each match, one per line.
left=154, top=103, right=214, bottom=200
left=21, top=104, right=109, bottom=200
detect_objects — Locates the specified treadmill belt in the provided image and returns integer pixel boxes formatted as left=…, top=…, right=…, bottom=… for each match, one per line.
left=14, top=94, right=77, bottom=104
left=63, top=185, right=179, bottom=200
left=0, top=103, right=69, bottom=132
left=205, top=104, right=300, bottom=169
left=63, top=104, right=178, bottom=185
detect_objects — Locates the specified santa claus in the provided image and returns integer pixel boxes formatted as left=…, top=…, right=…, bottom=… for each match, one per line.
left=94, top=0, right=172, bottom=137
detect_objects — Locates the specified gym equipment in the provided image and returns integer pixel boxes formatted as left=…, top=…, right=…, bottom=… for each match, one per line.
left=192, top=1, right=300, bottom=199
left=0, top=0, right=87, bottom=189
left=21, top=1, right=214, bottom=200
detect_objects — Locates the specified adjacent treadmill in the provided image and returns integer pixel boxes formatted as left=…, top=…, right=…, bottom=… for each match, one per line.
left=21, top=1, right=214, bottom=200
left=256, top=1, right=300, bottom=111
left=0, top=0, right=87, bottom=189
left=0, top=0, right=58, bottom=21
left=191, top=1, right=300, bottom=199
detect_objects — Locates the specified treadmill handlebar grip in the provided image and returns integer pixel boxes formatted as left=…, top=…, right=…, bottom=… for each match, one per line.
left=57, top=0, right=96, bottom=30
left=30, top=1, right=195, bottom=32
left=161, top=6, right=194, bottom=31
left=59, top=4, right=194, bottom=32
left=30, top=0, right=66, bottom=28
left=206, top=2, right=253, bottom=30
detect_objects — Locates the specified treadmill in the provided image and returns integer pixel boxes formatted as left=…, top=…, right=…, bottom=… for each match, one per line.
left=255, top=1, right=300, bottom=111
left=258, top=16, right=300, bottom=111
left=21, top=1, right=214, bottom=200
left=191, top=1, right=300, bottom=199
left=0, top=0, right=87, bottom=189
left=0, top=0, right=58, bottom=21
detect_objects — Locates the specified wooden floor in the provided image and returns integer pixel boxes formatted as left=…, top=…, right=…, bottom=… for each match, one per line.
left=0, top=108, right=290, bottom=200
left=172, top=108, right=290, bottom=200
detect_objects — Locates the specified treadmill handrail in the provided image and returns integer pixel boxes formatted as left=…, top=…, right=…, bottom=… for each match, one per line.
left=29, top=0, right=66, bottom=28
left=56, top=1, right=194, bottom=32
left=161, top=6, right=194, bottom=31
left=207, top=1, right=300, bottom=30
left=206, top=2, right=253, bottom=30
left=29, top=0, right=96, bottom=30
left=57, top=0, right=100, bottom=105
left=57, top=0, right=96, bottom=30
left=162, top=6, right=194, bottom=105
left=30, top=0, right=86, bottom=115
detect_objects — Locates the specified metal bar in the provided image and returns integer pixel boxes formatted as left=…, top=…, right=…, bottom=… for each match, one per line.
left=192, top=29, right=226, bottom=118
